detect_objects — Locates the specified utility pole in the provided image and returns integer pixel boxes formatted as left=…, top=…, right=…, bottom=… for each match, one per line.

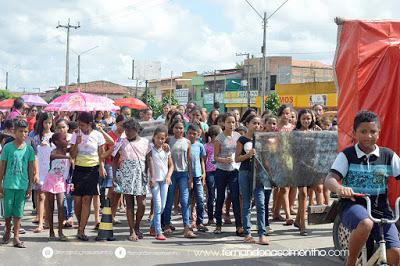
left=244, top=0, right=290, bottom=113
left=73, top=46, right=97, bottom=86
left=57, top=18, right=80, bottom=92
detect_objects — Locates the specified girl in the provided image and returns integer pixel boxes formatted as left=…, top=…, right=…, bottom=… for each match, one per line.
left=293, top=109, right=321, bottom=236
left=103, top=111, right=115, bottom=130
left=102, top=115, right=126, bottom=224
left=55, top=119, right=74, bottom=228
left=70, top=112, right=106, bottom=241
left=26, top=107, right=38, bottom=132
left=207, top=109, right=220, bottom=126
left=239, top=108, right=257, bottom=127
left=275, top=104, right=295, bottom=225
left=186, top=107, right=208, bottom=142
left=42, top=133, right=71, bottom=241
left=163, top=119, right=197, bottom=238
left=204, top=125, right=222, bottom=225
left=213, top=112, right=243, bottom=235
left=113, top=118, right=148, bottom=241
left=32, top=112, right=54, bottom=233
left=235, top=114, right=269, bottom=245
left=148, top=126, right=174, bottom=240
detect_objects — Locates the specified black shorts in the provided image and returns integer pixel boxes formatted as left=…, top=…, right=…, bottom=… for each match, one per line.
left=72, top=165, right=100, bottom=196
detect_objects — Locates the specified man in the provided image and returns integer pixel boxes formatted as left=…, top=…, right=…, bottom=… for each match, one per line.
left=157, top=104, right=171, bottom=121
left=120, top=106, right=132, bottom=119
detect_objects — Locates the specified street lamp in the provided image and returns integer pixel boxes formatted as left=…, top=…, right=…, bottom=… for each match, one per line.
left=244, top=0, right=290, bottom=113
left=72, top=46, right=99, bottom=85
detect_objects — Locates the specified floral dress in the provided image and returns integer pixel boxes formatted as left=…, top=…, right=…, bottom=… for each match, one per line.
left=42, top=158, right=70, bottom=194
left=116, top=137, right=150, bottom=195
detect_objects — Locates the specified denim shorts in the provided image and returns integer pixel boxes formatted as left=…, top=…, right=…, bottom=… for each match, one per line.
left=342, top=203, right=400, bottom=249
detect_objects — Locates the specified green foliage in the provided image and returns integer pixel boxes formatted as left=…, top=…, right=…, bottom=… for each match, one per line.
left=265, top=92, right=281, bottom=115
left=0, top=90, right=17, bottom=100
left=160, top=94, right=179, bottom=107
left=235, top=62, right=244, bottom=69
left=50, top=91, right=64, bottom=102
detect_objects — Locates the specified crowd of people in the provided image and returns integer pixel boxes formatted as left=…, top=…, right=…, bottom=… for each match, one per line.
left=0, top=97, right=338, bottom=248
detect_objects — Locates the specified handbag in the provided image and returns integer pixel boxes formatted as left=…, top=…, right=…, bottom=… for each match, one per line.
left=128, top=141, right=148, bottom=183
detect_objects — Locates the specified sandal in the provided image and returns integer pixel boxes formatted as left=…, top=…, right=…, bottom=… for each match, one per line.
left=2, top=232, right=11, bottom=244
left=293, top=222, right=300, bottom=229
left=258, top=236, right=269, bottom=245
left=244, top=235, right=256, bottom=244
left=300, top=230, right=308, bottom=236
left=94, top=223, right=100, bottom=230
left=135, top=230, right=143, bottom=239
left=283, top=219, right=294, bottom=226
left=272, top=216, right=286, bottom=222
left=33, top=227, right=44, bottom=233
left=164, top=228, right=173, bottom=235
left=77, top=234, right=89, bottom=241
left=236, top=228, right=245, bottom=237
left=214, top=226, right=222, bottom=234
left=197, top=224, right=208, bottom=232
left=184, top=229, right=197, bottom=239
left=128, top=234, right=138, bottom=241
left=13, top=241, right=26, bottom=248
left=59, top=235, right=68, bottom=241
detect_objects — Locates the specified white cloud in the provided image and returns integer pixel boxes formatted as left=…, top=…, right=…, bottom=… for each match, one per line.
left=1, top=0, right=400, bottom=91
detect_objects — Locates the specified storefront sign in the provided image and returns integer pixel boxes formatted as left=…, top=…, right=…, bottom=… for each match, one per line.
left=175, top=88, right=189, bottom=105
left=224, top=91, right=258, bottom=104
left=204, top=93, right=224, bottom=105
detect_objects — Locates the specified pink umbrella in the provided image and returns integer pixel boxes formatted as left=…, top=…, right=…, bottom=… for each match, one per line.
left=21, top=95, right=48, bottom=106
left=44, top=89, right=119, bottom=112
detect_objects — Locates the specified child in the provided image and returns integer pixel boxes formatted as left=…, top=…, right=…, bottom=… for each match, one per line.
left=42, top=133, right=71, bottom=241
left=293, top=109, right=321, bottom=236
left=0, top=120, right=36, bottom=248
left=235, top=114, right=269, bottom=245
left=213, top=112, right=243, bottom=235
left=148, top=126, right=173, bottom=240
left=187, top=123, right=207, bottom=232
left=325, top=110, right=400, bottom=266
left=235, top=126, right=247, bottom=136
left=163, top=119, right=196, bottom=238
left=113, top=118, right=149, bottom=241
left=32, top=112, right=54, bottom=233
left=204, top=125, right=222, bottom=225
left=186, top=107, right=209, bottom=143
left=276, top=104, right=295, bottom=225
left=55, top=119, right=74, bottom=228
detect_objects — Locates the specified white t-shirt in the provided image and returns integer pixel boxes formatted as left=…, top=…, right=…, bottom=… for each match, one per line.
left=70, top=130, right=105, bottom=167
left=150, top=143, right=170, bottom=182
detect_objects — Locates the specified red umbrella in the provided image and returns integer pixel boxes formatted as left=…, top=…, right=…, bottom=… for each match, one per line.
left=114, top=98, right=147, bottom=110
left=0, top=98, right=15, bottom=109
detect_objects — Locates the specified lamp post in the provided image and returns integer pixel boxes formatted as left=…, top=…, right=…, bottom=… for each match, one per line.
left=72, top=46, right=99, bottom=85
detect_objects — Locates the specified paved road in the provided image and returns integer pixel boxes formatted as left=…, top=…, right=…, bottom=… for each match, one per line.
left=0, top=199, right=344, bottom=266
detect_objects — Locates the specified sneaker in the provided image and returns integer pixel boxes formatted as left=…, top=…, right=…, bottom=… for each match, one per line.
left=155, top=234, right=166, bottom=240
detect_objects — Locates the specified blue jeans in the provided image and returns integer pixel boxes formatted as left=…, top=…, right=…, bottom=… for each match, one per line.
left=188, top=176, right=205, bottom=225
left=239, top=169, right=266, bottom=236
left=215, top=168, right=242, bottom=227
left=264, top=189, right=272, bottom=227
left=64, top=192, right=74, bottom=219
left=163, top=172, right=190, bottom=227
left=151, top=181, right=169, bottom=235
left=206, top=171, right=216, bottom=221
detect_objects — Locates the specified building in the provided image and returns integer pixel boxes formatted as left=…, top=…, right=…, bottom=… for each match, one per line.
left=41, top=80, right=143, bottom=101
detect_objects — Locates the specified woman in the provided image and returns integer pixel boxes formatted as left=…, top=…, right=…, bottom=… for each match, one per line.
left=26, top=107, right=38, bottom=133
left=70, top=112, right=106, bottom=241
left=207, top=109, right=220, bottom=127
left=103, top=111, right=115, bottom=130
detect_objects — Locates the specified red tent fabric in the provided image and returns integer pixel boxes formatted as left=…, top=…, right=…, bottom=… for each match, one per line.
left=0, top=98, right=14, bottom=109
left=114, top=98, right=147, bottom=110
left=334, top=19, right=400, bottom=206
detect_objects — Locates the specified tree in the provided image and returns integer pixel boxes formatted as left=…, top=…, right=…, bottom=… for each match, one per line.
left=265, top=92, right=281, bottom=115
left=235, top=62, right=244, bottom=69
left=0, top=90, right=16, bottom=100
left=140, top=88, right=159, bottom=115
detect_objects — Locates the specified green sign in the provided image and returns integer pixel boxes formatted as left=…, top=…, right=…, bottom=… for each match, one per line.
left=226, top=79, right=241, bottom=91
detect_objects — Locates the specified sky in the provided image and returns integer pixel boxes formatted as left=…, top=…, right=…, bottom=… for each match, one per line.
left=0, top=0, right=400, bottom=92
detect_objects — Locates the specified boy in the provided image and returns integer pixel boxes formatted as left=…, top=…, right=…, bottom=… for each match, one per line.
left=187, top=123, right=207, bottom=232
left=325, top=111, right=400, bottom=266
left=0, top=120, right=36, bottom=248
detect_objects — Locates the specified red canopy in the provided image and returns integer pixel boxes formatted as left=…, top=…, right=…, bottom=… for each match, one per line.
left=334, top=19, right=400, bottom=206
left=114, top=98, right=147, bottom=110
left=0, top=98, right=14, bottom=109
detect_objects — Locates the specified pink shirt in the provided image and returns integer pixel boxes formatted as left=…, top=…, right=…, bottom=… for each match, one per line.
left=119, top=137, right=150, bottom=162
left=7, top=109, right=22, bottom=120
left=204, top=142, right=216, bottom=172
left=278, top=123, right=294, bottom=132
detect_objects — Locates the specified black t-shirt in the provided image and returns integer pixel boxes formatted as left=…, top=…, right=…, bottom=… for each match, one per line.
left=238, top=135, right=253, bottom=171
